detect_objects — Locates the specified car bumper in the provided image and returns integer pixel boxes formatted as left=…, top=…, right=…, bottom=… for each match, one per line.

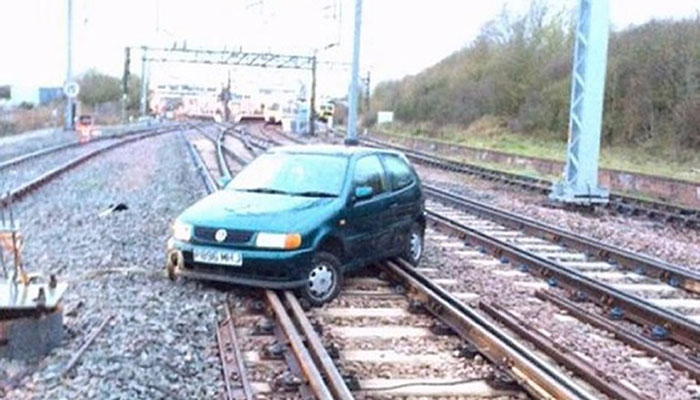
left=166, top=238, right=311, bottom=289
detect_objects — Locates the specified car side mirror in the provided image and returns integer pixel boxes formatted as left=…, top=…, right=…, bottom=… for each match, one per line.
left=354, top=186, right=373, bottom=200
left=217, top=176, right=232, bottom=188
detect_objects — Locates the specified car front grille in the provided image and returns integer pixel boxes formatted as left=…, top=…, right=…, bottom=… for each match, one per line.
left=193, top=227, right=254, bottom=244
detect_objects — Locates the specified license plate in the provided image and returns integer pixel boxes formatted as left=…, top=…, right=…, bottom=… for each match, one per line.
left=193, top=248, right=243, bottom=266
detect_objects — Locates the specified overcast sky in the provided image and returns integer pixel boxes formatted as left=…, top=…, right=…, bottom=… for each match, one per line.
left=1, top=0, right=699, bottom=99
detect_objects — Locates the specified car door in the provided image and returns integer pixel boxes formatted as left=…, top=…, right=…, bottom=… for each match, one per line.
left=380, top=153, right=421, bottom=255
left=343, top=154, right=393, bottom=261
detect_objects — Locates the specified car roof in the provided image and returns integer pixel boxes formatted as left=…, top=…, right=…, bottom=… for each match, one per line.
left=269, top=144, right=403, bottom=158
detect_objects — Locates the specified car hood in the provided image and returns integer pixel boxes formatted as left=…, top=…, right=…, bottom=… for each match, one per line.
left=178, top=189, right=336, bottom=232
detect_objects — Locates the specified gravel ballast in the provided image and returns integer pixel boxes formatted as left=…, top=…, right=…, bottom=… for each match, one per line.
left=421, top=228, right=699, bottom=400
left=1, top=130, right=229, bottom=399
left=416, top=165, right=700, bottom=272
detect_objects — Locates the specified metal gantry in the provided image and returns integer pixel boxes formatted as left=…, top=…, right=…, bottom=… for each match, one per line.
left=551, top=0, right=610, bottom=205
left=126, top=46, right=321, bottom=127
left=141, top=47, right=316, bottom=70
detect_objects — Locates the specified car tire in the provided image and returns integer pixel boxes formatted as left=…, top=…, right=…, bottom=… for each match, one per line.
left=299, top=251, right=343, bottom=306
left=402, top=222, right=424, bottom=266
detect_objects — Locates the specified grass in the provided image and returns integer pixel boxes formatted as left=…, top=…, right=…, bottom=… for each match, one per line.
left=376, top=117, right=700, bottom=182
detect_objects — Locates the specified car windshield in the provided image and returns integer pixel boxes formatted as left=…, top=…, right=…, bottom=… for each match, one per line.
left=228, top=152, right=348, bottom=197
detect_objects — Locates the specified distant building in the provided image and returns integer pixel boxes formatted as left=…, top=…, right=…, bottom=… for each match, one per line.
left=0, top=85, right=10, bottom=100
left=39, top=87, right=63, bottom=105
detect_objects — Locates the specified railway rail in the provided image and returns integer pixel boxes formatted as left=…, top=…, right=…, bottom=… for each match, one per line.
left=0, top=125, right=160, bottom=173
left=181, top=121, right=662, bottom=399
left=239, top=123, right=700, bottom=382
left=360, top=136, right=700, bottom=229
left=0, top=124, right=180, bottom=208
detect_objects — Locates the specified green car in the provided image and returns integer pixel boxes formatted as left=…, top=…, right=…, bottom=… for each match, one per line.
left=166, top=145, right=425, bottom=305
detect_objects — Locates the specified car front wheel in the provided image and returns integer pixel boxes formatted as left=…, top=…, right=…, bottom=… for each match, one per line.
left=299, top=251, right=343, bottom=306
left=402, top=223, right=424, bottom=266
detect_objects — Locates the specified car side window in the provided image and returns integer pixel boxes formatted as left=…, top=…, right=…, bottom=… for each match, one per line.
left=382, top=154, right=414, bottom=191
left=353, top=155, right=387, bottom=195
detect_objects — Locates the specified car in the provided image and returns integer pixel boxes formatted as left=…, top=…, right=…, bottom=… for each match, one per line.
left=166, top=145, right=426, bottom=305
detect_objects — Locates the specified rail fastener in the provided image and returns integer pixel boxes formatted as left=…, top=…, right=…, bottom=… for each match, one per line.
left=536, top=290, right=700, bottom=381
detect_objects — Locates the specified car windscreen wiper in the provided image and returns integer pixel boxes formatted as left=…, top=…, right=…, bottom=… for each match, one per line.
left=291, top=191, right=338, bottom=198
left=237, top=188, right=291, bottom=195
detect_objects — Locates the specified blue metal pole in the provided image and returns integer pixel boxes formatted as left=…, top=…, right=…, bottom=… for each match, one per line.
left=345, top=0, right=362, bottom=145
left=551, top=0, right=610, bottom=205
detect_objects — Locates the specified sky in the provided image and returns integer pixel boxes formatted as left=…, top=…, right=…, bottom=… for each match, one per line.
left=1, top=0, right=699, bottom=102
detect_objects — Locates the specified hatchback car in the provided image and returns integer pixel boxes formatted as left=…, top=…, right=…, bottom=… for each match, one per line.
left=166, top=145, right=425, bottom=305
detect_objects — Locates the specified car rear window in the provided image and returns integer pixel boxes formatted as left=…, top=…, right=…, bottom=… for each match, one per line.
left=382, top=154, right=414, bottom=191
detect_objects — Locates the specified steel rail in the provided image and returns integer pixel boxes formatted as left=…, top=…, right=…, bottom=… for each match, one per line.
left=381, top=258, right=598, bottom=400
left=215, top=300, right=255, bottom=400
left=426, top=210, right=700, bottom=349
left=0, top=125, right=156, bottom=172
left=0, top=126, right=179, bottom=208
left=424, top=184, right=700, bottom=293
left=283, top=291, right=354, bottom=400
left=265, top=290, right=335, bottom=399
left=480, top=302, right=652, bottom=400
left=536, top=290, right=700, bottom=381
left=362, top=136, right=700, bottom=228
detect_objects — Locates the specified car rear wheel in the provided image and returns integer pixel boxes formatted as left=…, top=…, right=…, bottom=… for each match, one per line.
left=299, top=251, right=342, bottom=306
left=402, top=223, right=424, bottom=266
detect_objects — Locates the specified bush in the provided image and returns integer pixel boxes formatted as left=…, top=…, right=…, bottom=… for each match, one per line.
left=370, top=2, right=700, bottom=155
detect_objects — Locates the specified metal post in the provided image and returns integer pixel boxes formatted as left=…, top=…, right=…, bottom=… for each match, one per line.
left=63, top=0, right=74, bottom=131
left=364, top=70, right=370, bottom=114
left=121, top=47, right=130, bottom=123
left=140, top=47, right=148, bottom=117
left=345, top=0, right=362, bottom=145
left=551, top=0, right=610, bottom=205
left=310, top=52, right=317, bottom=136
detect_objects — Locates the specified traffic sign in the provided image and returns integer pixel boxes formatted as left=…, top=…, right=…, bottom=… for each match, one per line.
left=63, top=81, right=80, bottom=98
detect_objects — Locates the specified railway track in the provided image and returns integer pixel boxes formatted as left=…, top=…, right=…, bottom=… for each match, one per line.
left=178, top=121, right=676, bottom=399
left=360, top=136, right=700, bottom=229
left=0, top=124, right=163, bottom=172
left=424, top=186, right=700, bottom=348
left=0, top=124, right=180, bottom=208
left=235, top=123, right=700, bottom=392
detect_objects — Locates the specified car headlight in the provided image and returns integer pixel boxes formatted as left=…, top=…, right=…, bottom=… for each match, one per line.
left=255, top=232, right=301, bottom=250
left=172, top=220, right=193, bottom=242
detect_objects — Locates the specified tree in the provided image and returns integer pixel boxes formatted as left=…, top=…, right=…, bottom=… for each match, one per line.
left=77, top=69, right=142, bottom=111
left=78, top=70, right=121, bottom=106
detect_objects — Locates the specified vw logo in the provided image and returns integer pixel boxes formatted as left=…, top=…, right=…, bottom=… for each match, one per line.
left=215, top=229, right=227, bottom=242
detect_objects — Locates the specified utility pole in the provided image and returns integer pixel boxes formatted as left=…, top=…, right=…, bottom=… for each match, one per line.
left=64, top=0, right=74, bottom=131
left=550, top=0, right=610, bottom=205
left=345, top=0, right=362, bottom=145
left=121, top=47, right=130, bottom=123
left=223, top=70, right=231, bottom=122
left=140, top=47, right=148, bottom=117
left=364, top=71, right=370, bottom=114
left=309, top=52, right=317, bottom=136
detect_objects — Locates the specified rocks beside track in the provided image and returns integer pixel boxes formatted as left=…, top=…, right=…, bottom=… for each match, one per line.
left=417, top=167, right=700, bottom=272
left=421, top=234, right=699, bottom=400
left=1, top=131, right=229, bottom=399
